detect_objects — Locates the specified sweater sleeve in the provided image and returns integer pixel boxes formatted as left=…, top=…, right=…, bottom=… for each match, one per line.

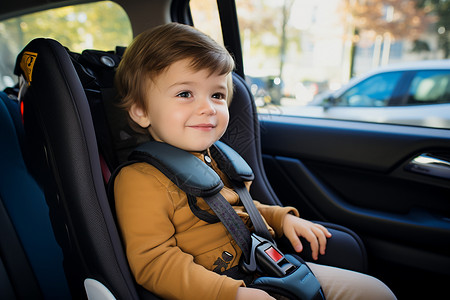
left=114, top=164, right=243, bottom=300
left=253, top=200, right=299, bottom=238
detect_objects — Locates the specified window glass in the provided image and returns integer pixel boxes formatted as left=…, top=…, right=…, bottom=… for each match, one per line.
left=190, top=0, right=449, bottom=129
left=0, top=1, right=132, bottom=90
left=408, top=71, right=450, bottom=105
left=189, top=0, right=223, bottom=45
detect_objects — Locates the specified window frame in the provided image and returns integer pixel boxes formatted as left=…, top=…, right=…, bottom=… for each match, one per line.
left=177, top=0, right=244, bottom=77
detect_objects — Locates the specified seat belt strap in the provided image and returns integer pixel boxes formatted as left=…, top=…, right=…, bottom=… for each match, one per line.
left=203, top=193, right=252, bottom=262
left=112, top=141, right=325, bottom=299
left=127, top=141, right=254, bottom=262
left=212, top=142, right=274, bottom=243
left=233, top=183, right=274, bottom=243
left=126, top=141, right=277, bottom=263
left=187, top=194, right=219, bottom=224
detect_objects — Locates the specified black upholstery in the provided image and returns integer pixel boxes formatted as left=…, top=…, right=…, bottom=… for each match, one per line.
left=15, top=38, right=149, bottom=300
left=0, top=91, right=70, bottom=299
left=13, top=36, right=367, bottom=299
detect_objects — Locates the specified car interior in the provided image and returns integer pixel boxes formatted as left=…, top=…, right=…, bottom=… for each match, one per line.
left=1, top=1, right=449, bottom=300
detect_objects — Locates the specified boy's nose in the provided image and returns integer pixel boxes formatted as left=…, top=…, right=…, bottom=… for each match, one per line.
left=198, top=98, right=216, bottom=115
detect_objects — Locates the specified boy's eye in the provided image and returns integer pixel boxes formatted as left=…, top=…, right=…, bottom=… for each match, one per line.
left=212, top=93, right=226, bottom=100
left=177, top=91, right=192, bottom=98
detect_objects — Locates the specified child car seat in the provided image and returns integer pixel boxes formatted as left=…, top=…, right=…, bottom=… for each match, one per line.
left=14, top=35, right=367, bottom=299
left=14, top=38, right=153, bottom=300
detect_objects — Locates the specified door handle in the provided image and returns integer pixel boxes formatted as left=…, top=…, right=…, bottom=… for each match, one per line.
left=405, top=153, right=450, bottom=180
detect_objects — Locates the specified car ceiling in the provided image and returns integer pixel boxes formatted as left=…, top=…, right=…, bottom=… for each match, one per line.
left=0, top=0, right=173, bottom=36
left=0, top=0, right=85, bottom=20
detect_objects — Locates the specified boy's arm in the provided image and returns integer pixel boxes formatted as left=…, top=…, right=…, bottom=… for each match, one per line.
left=115, top=164, right=244, bottom=300
left=252, top=200, right=299, bottom=237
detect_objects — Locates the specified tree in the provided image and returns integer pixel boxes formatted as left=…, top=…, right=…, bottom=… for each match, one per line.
left=415, top=0, right=450, bottom=58
left=279, top=0, right=295, bottom=80
left=237, top=2, right=287, bottom=60
left=340, top=0, right=432, bottom=71
left=236, top=0, right=300, bottom=104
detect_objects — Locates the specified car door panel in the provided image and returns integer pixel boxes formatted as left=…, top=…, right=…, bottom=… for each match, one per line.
left=259, top=115, right=450, bottom=291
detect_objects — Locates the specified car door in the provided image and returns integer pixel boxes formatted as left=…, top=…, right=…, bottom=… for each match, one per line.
left=259, top=114, right=450, bottom=299
left=185, top=0, right=450, bottom=299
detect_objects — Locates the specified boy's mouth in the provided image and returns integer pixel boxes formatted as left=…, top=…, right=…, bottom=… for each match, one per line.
left=189, top=123, right=215, bottom=131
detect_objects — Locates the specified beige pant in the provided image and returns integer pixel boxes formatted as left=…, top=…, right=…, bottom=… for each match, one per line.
left=306, top=262, right=397, bottom=300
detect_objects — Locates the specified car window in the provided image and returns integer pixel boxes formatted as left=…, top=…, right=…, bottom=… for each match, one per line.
left=407, top=70, right=450, bottom=105
left=0, top=1, right=132, bottom=91
left=189, top=0, right=223, bottom=45
left=336, top=72, right=402, bottom=107
left=190, top=0, right=450, bottom=129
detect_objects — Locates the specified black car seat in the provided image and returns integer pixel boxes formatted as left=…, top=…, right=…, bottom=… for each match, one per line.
left=14, top=35, right=367, bottom=299
left=14, top=38, right=155, bottom=300
left=0, top=91, right=71, bottom=299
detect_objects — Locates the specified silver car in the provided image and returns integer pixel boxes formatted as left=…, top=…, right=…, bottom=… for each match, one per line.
left=280, top=60, right=450, bottom=129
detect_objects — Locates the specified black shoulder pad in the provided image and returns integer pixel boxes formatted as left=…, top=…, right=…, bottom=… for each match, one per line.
left=213, top=141, right=254, bottom=182
left=130, top=141, right=223, bottom=197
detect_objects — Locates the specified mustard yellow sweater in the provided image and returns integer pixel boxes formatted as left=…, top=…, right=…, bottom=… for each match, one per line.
left=114, top=149, right=299, bottom=300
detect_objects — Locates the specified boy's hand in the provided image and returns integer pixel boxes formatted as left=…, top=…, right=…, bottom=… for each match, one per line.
left=283, top=214, right=332, bottom=260
left=236, top=287, right=275, bottom=300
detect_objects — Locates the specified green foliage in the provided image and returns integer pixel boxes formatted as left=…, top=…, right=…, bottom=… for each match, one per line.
left=414, top=0, right=450, bottom=58
left=3, top=1, right=131, bottom=51
left=0, top=1, right=132, bottom=89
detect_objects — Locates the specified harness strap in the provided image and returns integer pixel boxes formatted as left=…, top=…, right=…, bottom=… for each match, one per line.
left=187, top=194, right=219, bottom=224
left=203, top=193, right=252, bottom=262
left=108, top=151, right=255, bottom=263
left=127, top=141, right=256, bottom=262
left=211, top=142, right=274, bottom=243
left=233, top=183, right=273, bottom=242
left=110, top=141, right=325, bottom=299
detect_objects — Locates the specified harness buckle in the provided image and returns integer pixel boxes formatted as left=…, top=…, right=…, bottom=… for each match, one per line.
left=241, top=233, right=297, bottom=277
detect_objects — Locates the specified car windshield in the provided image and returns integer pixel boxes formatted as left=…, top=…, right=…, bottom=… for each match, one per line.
left=0, top=1, right=132, bottom=90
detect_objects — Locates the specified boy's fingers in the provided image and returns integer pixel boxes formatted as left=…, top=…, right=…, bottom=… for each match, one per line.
left=286, top=227, right=303, bottom=253
left=302, top=229, right=319, bottom=260
left=285, top=220, right=331, bottom=260
left=317, top=223, right=332, bottom=237
left=309, top=238, right=319, bottom=260
left=313, top=226, right=328, bottom=255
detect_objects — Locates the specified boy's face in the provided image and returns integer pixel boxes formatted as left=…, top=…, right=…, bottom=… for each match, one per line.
left=129, top=59, right=230, bottom=152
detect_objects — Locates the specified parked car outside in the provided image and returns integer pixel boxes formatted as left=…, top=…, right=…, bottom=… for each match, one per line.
left=246, top=75, right=284, bottom=106
left=276, top=60, right=450, bottom=129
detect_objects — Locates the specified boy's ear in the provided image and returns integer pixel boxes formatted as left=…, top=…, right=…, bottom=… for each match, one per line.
left=129, top=103, right=151, bottom=128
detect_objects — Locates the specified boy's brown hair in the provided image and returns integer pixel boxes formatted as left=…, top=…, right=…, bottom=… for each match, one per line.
left=115, top=22, right=235, bottom=131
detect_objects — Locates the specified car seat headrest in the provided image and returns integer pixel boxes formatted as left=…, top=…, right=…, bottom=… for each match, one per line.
left=67, top=47, right=151, bottom=170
